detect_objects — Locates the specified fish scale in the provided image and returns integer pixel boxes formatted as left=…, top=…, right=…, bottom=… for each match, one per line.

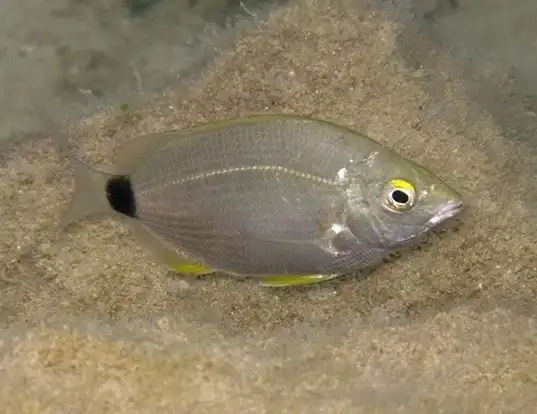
left=130, top=121, right=353, bottom=274
left=133, top=120, right=348, bottom=195
left=136, top=170, right=346, bottom=265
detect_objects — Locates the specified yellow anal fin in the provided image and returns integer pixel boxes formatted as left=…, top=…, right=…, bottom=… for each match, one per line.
left=168, top=259, right=216, bottom=276
left=261, top=274, right=337, bottom=287
left=130, top=222, right=216, bottom=277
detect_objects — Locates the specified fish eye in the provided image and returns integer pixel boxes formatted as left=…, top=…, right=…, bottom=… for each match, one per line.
left=384, top=179, right=416, bottom=212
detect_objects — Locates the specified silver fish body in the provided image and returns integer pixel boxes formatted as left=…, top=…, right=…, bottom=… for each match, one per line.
left=133, top=118, right=382, bottom=276
left=60, top=115, right=463, bottom=286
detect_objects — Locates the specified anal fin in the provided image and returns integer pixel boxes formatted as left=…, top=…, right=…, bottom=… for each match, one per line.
left=261, top=274, right=337, bottom=287
left=130, top=221, right=217, bottom=276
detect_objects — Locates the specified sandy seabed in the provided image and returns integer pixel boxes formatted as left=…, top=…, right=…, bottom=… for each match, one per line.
left=1, top=0, right=537, bottom=412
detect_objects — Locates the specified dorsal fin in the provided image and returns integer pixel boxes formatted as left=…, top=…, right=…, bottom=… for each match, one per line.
left=113, top=131, right=180, bottom=174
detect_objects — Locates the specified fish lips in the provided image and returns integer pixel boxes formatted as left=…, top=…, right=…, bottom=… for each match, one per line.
left=428, top=199, right=464, bottom=226
left=384, top=200, right=464, bottom=248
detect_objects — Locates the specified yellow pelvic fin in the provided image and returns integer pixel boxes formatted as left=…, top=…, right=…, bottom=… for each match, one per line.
left=167, top=258, right=216, bottom=276
left=261, top=274, right=337, bottom=287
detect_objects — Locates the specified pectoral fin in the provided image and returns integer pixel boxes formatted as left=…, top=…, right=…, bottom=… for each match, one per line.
left=261, top=274, right=337, bottom=287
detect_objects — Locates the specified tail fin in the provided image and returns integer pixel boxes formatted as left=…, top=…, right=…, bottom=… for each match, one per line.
left=59, top=155, right=115, bottom=231
left=35, top=111, right=116, bottom=231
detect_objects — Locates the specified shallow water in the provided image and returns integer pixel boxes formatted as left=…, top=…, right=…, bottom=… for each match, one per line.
left=1, top=0, right=536, bottom=413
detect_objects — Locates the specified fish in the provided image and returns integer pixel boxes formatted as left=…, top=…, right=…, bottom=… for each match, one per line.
left=57, top=114, right=464, bottom=287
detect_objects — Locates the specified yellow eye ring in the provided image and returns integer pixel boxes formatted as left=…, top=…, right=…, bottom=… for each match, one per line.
left=384, top=179, right=416, bottom=211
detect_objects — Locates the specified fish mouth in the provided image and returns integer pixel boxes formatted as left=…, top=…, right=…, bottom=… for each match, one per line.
left=428, top=200, right=464, bottom=225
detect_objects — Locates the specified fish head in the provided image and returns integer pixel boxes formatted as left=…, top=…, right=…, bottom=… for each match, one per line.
left=345, top=150, right=463, bottom=249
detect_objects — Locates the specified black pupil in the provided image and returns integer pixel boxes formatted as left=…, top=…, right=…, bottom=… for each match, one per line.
left=391, top=189, right=409, bottom=204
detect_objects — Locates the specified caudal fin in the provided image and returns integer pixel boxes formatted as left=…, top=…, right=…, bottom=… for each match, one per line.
left=59, top=155, right=116, bottom=231
left=34, top=111, right=116, bottom=231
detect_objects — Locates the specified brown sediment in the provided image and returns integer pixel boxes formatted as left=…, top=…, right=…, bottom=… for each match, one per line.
left=0, top=0, right=536, bottom=412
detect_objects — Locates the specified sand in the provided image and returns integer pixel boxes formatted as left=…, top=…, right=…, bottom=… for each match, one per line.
left=1, top=0, right=537, bottom=412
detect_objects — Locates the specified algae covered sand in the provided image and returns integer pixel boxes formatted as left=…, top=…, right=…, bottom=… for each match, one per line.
left=1, top=0, right=537, bottom=412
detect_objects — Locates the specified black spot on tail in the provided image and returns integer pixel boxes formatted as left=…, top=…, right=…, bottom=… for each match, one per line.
left=106, top=175, right=137, bottom=218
